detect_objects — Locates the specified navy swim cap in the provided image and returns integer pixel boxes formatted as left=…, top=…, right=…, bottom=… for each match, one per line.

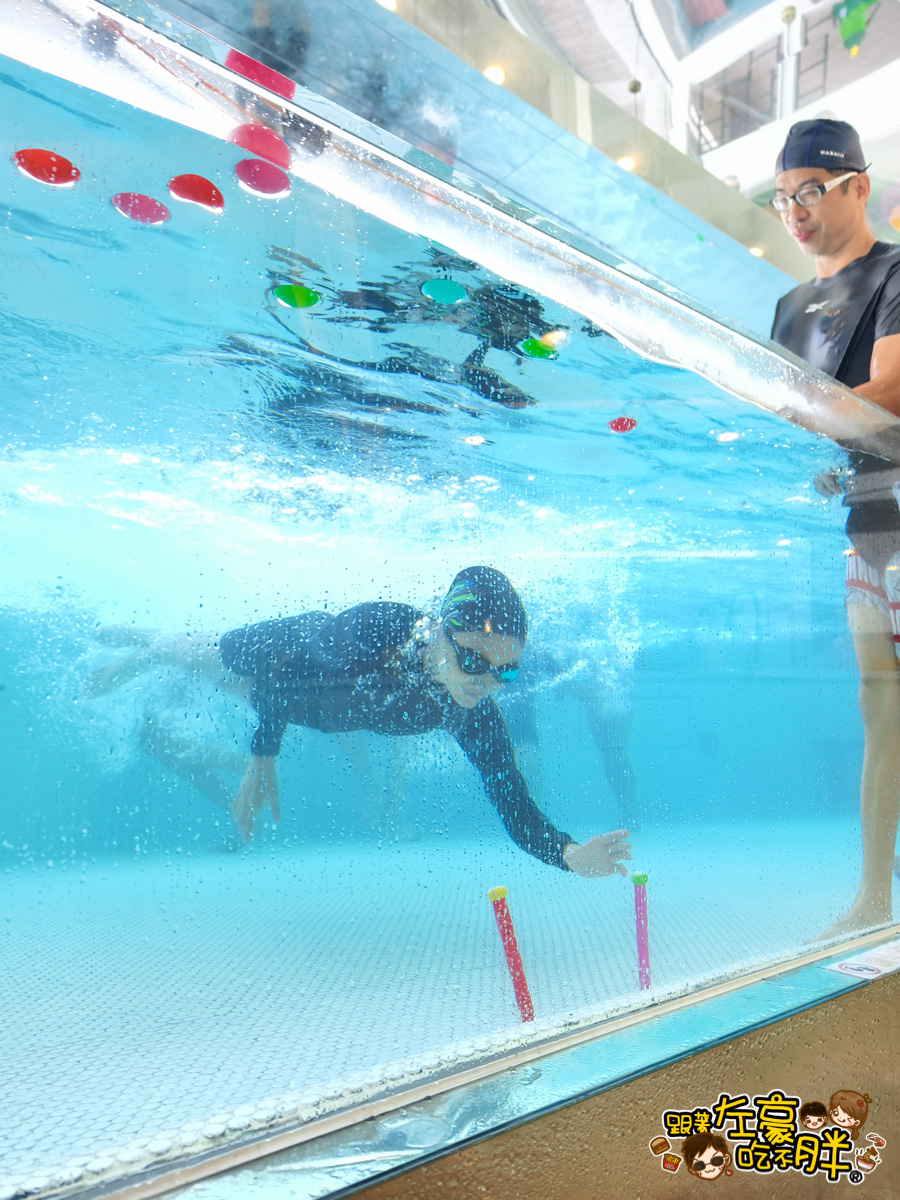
left=440, top=566, right=528, bottom=641
left=776, top=119, right=867, bottom=174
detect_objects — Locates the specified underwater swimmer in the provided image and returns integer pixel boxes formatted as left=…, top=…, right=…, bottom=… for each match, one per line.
left=88, top=567, right=630, bottom=877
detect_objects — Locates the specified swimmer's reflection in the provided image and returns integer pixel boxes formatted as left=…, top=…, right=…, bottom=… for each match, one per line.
left=88, top=567, right=630, bottom=878
left=268, top=279, right=561, bottom=411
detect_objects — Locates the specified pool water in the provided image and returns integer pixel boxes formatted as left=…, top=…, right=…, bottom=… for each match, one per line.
left=1, top=11, right=894, bottom=1200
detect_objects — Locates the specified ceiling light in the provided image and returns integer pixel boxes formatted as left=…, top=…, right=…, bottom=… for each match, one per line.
left=749, top=246, right=764, bottom=257
left=617, top=156, right=635, bottom=172
left=483, top=65, right=505, bottom=85
left=374, top=0, right=397, bottom=10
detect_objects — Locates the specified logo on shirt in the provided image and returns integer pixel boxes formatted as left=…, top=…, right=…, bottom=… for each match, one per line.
left=805, top=301, right=829, bottom=314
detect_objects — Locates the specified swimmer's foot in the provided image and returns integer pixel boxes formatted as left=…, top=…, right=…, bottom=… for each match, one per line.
left=93, top=624, right=156, bottom=648
left=811, top=896, right=894, bottom=946
left=85, top=650, right=152, bottom=697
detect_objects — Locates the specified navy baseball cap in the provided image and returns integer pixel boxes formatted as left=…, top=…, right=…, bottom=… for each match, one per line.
left=776, top=119, right=868, bottom=174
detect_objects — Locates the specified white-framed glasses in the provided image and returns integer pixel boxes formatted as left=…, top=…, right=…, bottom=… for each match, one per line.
left=769, top=170, right=862, bottom=213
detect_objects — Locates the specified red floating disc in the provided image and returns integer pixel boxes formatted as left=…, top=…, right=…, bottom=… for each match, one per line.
left=110, top=192, right=170, bottom=224
left=168, top=173, right=225, bottom=213
left=228, top=124, right=290, bottom=169
left=12, top=148, right=80, bottom=187
left=607, top=416, right=637, bottom=433
left=233, top=158, right=290, bottom=198
left=224, top=49, right=296, bottom=100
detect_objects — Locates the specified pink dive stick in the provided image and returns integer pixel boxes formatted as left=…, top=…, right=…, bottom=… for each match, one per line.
left=633, top=872, right=651, bottom=990
left=487, top=886, right=534, bottom=1022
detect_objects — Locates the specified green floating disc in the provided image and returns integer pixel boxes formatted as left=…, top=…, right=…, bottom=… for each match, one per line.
left=421, top=278, right=467, bottom=305
left=631, top=872, right=649, bottom=885
left=273, top=284, right=319, bottom=309
left=520, top=337, right=558, bottom=360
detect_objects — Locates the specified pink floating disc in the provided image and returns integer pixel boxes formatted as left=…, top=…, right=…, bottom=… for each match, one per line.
left=224, top=49, right=295, bottom=100
left=168, top=173, right=225, bottom=213
left=234, top=158, right=290, bottom=198
left=608, top=416, right=637, bottom=433
left=228, top=124, right=290, bottom=169
left=12, top=148, right=80, bottom=187
left=110, top=192, right=170, bottom=224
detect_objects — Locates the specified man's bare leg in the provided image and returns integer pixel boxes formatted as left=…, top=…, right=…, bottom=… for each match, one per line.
left=819, top=602, right=900, bottom=939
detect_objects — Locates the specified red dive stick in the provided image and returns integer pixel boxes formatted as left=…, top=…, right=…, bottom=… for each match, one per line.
left=488, top=886, right=534, bottom=1023
left=633, top=872, right=651, bottom=991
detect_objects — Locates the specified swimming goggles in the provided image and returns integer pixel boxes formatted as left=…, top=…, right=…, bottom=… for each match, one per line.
left=449, top=634, right=519, bottom=682
left=769, top=169, right=862, bottom=213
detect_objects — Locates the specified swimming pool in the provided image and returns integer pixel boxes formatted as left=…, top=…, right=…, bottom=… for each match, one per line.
left=3, top=3, right=899, bottom=1199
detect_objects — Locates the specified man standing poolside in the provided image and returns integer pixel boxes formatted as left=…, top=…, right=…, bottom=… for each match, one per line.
left=770, top=119, right=900, bottom=937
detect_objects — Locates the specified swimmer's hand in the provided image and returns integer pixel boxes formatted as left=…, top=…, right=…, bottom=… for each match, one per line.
left=814, top=470, right=843, bottom=497
left=231, top=755, right=280, bottom=843
left=563, top=830, right=631, bottom=878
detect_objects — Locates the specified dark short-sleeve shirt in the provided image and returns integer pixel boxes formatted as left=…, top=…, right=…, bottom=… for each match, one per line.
left=771, top=242, right=900, bottom=386
left=771, top=242, right=900, bottom=565
left=219, top=604, right=574, bottom=868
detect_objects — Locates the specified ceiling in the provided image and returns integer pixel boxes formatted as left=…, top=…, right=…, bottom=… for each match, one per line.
left=481, top=0, right=900, bottom=235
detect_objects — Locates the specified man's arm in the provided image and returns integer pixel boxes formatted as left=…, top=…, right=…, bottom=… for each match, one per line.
left=855, top=332, right=900, bottom=416
left=776, top=332, right=900, bottom=458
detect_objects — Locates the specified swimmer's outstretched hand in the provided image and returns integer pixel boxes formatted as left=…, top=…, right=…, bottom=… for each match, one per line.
left=231, top=755, right=281, bottom=843
left=563, top=830, right=631, bottom=878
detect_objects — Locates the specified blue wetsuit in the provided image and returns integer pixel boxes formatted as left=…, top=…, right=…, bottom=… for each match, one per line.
left=219, top=603, right=573, bottom=869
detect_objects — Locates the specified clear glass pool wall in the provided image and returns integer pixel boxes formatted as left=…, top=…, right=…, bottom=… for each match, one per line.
left=3, top=3, right=900, bottom=1198
left=28, top=0, right=806, bottom=331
